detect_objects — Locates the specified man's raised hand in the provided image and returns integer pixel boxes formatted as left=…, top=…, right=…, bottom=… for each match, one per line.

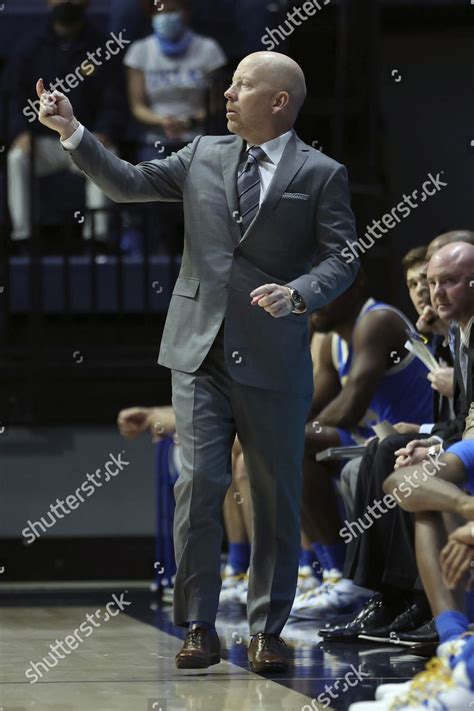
left=36, top=78, right=79, bottom=140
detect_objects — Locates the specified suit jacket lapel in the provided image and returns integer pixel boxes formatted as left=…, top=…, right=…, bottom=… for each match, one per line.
left=264, top=133, right=310, bottom=210
left=237, top=133, right=310, bottom=248
left=221, top=137, right=245, bottom=246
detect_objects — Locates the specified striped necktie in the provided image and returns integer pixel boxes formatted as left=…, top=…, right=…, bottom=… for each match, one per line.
left=237, top=145, right=267, bottom=233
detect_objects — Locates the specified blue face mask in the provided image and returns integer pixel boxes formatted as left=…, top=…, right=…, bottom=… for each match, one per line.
left=152, top=12, right=185, bottom=42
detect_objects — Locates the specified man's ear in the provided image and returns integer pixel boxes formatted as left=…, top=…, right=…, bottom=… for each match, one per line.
left=272, top=91, right=290, bottom=114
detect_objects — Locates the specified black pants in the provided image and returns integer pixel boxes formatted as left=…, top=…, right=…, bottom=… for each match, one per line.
left=343, top=433, right=430, bottom=592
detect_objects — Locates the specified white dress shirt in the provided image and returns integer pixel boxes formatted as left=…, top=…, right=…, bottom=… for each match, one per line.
left=244, top=129, right=294, bottom=206
left=61, top=123, right=85, bottom=150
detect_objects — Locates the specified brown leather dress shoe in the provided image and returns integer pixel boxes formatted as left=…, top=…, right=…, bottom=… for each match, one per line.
left=175, top=625, right=221, bottom=669
left=247, top=632, right=290, bottom=673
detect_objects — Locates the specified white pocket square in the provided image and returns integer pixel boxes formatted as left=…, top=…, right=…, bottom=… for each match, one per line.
left=282, top=192, right=309, bottom=201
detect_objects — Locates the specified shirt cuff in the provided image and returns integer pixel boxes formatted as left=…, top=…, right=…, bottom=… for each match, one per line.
left=61, top=123, right=84, bottom=151
left=419, top=423, right=435, bottom=434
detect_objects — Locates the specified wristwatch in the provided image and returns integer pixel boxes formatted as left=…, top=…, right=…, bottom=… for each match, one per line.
left=286, top=286, right=307, bottom=314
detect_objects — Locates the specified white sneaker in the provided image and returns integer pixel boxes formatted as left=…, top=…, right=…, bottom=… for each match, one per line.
left=351, top=655, right=472, bottom=709
left=291, top=576, right=371, bottom=620
left=375, top=632, right=474, bottom=701
left=290, top=569, right=341, bottom=618
left=433, top=660, right=474, bottom=710
left=296, top=565, right=320, bottom=596
left=219, top=565, right=248, bottom=604
left=437, top=631, right=474, bottom=662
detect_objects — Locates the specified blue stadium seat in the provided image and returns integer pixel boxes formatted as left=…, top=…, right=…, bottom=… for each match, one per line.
left=8, top=254, right=179, bottom=313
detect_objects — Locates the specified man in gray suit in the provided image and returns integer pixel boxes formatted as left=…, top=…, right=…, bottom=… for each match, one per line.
left=36, top=50, right=359, bottom=672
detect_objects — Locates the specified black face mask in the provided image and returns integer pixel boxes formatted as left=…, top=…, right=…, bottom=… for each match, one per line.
left=51, top=2, right=86, bottom=26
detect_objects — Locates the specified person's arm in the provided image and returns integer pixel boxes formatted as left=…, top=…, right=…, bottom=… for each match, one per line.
left=117, top=406, right=175, bottom=443
left=310, top=330, right=326, bottom=393
left=307, top=332, right=341, bottom=420
left=68, top=125, right=200, bottom=203
left=286, top=164, right=360, bottom=313
left=316, top=310, right=404, bottom=428
left=126, top=66, right=190, bottom=139
left=36, top=79, right=199, bottom=204
left=126, top=66, right=166, bottom=127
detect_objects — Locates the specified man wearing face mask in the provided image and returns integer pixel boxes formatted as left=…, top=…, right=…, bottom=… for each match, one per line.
left=4, top=0, right=126, bottom=248
left=124, top=0, right=227, bottom=156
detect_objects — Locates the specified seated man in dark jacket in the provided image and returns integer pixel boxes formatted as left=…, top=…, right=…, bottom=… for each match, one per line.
left=322, top=231, right=474, bottom=643
left=4, top=0, right=127, bottom=244
left=347, top=243, right=474, bottom=710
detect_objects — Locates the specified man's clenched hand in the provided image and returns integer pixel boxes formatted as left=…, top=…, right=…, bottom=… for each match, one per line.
left=250, top=284, right=301, bottom=318
left=36, top=78, right=79, bottom=141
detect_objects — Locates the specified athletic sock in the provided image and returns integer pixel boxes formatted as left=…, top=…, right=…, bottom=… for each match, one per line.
left=312, top=542, right=346, bottom=576
left=435, top=610, right=470, bottom=644
left=227, top=542, right=250, bottom=574
left=299, top=547, right=316, bottom=568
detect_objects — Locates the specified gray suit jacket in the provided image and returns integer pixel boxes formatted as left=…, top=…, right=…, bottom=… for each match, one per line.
left=68, top=129, right=359, bottom=394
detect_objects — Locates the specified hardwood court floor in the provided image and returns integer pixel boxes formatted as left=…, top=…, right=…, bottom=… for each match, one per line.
left=0, top=589, right=427, bottom=710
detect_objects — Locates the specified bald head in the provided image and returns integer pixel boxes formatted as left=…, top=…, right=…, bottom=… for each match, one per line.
left=427, top=241, right=474, bottom=326
left=429, top=241, right=474, bottom=271
left=426, top=230, right=474, bottom=260
left=224, top=51, right=307, bottom=144
left=241, top=52, right=307, bottom=121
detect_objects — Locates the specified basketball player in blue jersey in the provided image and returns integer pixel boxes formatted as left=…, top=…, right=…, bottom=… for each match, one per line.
left=292, top=268, right=434, bottom=617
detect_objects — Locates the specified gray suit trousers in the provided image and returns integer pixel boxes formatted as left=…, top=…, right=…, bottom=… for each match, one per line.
left=171, top=319, right=312, bottom=635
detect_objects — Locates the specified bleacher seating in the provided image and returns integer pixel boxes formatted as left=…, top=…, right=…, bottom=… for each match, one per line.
left=8, top=254, right=180, bottom=314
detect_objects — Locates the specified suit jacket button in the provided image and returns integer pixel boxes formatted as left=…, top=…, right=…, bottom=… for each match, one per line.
left=224, top=284, right=229, bottom=289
